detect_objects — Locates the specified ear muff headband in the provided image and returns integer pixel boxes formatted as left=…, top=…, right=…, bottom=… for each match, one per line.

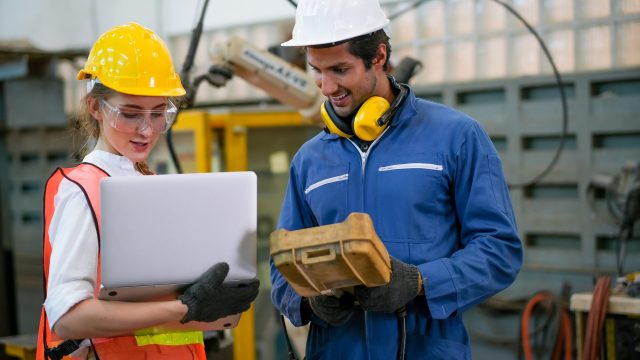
left=377, top=81, right=407, bottom=127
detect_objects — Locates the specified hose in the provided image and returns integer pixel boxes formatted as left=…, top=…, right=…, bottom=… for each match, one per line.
left=583, top=277, right=611, bottom=360
left=551, top=309, right=572, bottom=360
left=521, top=293, right=551, bottom=360
left=520, top=291, right=572, bottom=360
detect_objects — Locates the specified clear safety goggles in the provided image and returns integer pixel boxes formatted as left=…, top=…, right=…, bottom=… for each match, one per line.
left=100, top=99, right=177, bottom=133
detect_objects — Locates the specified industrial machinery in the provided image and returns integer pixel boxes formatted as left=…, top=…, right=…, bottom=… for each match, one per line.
left=191, top=36, right=422, bottom=121
left=202, top=36, right=325, bottom=119
left=589, top=161, right=640, bottom=277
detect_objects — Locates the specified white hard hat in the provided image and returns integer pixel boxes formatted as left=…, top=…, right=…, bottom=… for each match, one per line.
left=282, top=0, right=390, bottom=47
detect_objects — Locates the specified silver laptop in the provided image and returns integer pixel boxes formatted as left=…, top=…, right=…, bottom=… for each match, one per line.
left=98, top=171, right=257, bottom=331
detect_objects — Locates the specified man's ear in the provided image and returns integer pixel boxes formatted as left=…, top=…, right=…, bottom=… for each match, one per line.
left=87, top=97, right=102, bottom=121
left=373, top=43, right=387, bottom=70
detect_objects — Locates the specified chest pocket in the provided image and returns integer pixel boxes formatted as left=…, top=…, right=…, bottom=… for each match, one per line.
left=304, top=164, right=350, bottom=225
left=374, top=153, right=448, bottom=243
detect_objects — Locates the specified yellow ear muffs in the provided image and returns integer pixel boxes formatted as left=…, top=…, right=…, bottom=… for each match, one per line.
left=320, top=77, right=407, bottom=141
left=352, top=96, right=390, bottom=142
left=320, top=101, right=353, bottom=138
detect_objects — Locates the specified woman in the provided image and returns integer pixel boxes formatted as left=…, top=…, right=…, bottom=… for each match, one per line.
left=36, top=23, right=259, bottom=359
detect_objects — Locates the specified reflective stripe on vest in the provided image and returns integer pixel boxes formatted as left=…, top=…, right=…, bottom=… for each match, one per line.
left=134, top=332, right=204, bottom=347
left=37, top=163, right=204, bottom=360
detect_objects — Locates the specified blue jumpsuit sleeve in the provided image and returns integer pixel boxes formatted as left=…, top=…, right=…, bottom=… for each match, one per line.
left=270, top=161, right=317, bottom=327
left=420, top=121, right=523, bottom=319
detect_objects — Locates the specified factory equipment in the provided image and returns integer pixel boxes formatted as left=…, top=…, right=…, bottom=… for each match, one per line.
left=589, top=161, right=640, bottom=278
left=207, top=36, right=325, bottom=119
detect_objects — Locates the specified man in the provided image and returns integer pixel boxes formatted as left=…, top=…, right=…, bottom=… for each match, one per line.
left=270, top=0, right=523, bottom=359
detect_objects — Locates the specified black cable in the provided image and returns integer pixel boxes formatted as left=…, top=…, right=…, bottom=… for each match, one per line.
left=279, top=314, right=299, bottom=360
left=487, top=0, right=569, bottom=189
left=396, top=307, right=408, bottom=360
left=389, top=0, right=430, bottom=21
left=586, top=182, right=621, bottom=226
left=389, top=0, right=570, bottom=189
left=180, top=0, right=210, bottom=105
left=616, top=187, right=639, bottom=276
left=606, top=176, right=624, bottom=220
left=285, top=0, right=297, bottom=8
left=89, top=339, right=101, bottom=360
left=167, top=0, right=211, bottom=174
left=165, top=127, right=183, bottom=174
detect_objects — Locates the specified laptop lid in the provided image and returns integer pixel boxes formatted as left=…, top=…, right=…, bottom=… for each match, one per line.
left=99, top=171, right=257, bottom=302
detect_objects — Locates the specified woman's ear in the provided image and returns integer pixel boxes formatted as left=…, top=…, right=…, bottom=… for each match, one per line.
left=87, top=97, right=102, bottom=121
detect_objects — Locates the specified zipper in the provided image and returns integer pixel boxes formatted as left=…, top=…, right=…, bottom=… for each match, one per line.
left=378, top=163, right=443, bottom=172
left=304, top=173, right=349, bottom=194
left=347, top=127, right=390, bottom=175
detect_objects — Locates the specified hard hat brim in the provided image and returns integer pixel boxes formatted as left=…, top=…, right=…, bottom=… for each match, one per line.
left=77, top=69, right=89, bottom=81
left=281, top=20, right=389, bottom=47
left=77, top=70, right=186, bottom=97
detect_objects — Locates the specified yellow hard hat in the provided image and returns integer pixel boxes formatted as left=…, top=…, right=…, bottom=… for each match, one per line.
left=77, top=22, right=186, bottom=97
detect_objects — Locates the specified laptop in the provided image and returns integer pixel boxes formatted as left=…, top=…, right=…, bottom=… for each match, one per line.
left=98, top=171, right=257, bottom=331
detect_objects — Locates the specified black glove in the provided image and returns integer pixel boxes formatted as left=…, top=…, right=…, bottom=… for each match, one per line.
left=354, top=257, right=420, bottom=313
left=179, top=262, right=259, bottom=323
left=308, top=292, right=355, bottom=326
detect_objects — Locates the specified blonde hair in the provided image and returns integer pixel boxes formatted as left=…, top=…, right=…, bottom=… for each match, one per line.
left=76, top=83, right=158, bottom=175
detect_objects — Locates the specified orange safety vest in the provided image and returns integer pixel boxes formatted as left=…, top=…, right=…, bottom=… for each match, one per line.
left=36, top=163, right=206, bottom=360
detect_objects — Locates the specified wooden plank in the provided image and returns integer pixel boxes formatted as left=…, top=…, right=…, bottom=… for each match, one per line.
left=570, top=292, right=640, bottom=315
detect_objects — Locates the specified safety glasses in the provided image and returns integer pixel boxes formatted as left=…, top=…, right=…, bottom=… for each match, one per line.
left=100, top=99, right=177, bottom=134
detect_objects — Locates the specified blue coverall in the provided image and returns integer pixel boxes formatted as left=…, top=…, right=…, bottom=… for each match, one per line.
left=271, top=88, right=523, bottom=359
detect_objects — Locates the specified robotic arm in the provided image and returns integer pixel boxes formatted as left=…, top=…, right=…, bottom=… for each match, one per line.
left=202, top=36, right=422, bottom=120
left=207, top=36, right=324, bottom=118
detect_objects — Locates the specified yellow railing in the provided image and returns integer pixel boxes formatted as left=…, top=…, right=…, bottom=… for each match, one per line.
left=172, top=109, right=313, bottom=360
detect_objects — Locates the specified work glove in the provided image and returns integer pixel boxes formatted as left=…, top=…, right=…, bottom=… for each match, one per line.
left=308, top=292, right=356, bottom=326
left=354, top=257, right=421, bottom=313
left=179, top=262, right=259, bottom=323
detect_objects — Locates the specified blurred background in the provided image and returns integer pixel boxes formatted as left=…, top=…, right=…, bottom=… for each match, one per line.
left=1, top=0, right=639, bottom=359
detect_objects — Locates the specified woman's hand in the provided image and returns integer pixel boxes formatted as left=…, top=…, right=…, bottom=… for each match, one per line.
left=179, top=262, right=260, bottom=323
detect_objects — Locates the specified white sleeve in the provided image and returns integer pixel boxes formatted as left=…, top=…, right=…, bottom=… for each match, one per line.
left=43, top=179, right=98, bottom=330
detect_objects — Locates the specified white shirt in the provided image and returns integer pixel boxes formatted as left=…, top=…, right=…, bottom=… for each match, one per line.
left=44, top=150, right=141, bottom=329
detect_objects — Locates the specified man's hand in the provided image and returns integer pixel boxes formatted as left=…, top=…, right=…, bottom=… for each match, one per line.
left=354, top=257, right=420, bottom=313
left=179, top=262, right=259, bottom=323
left=308, top=292, right=355, bottom=326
